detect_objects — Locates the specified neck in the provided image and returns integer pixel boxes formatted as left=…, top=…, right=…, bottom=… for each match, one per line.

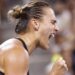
left=18, top=32, right=38, bottom=55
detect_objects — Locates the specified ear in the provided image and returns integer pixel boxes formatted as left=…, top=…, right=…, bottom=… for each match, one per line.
left=32, top=19, right=40, bottom=31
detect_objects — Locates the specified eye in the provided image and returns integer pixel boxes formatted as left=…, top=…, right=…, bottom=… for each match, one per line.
left=51, top=20, right=56, bottom=25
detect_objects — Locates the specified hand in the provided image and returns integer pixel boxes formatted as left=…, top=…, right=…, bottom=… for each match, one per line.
left=49, top=58, right=68, bottom=75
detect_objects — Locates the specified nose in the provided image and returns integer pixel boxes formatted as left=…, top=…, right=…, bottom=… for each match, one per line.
left=55, top=25, right=59, bottom=32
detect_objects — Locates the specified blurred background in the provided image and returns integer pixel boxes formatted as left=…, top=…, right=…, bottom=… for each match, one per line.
left=0, top=0, right=75, bottom=75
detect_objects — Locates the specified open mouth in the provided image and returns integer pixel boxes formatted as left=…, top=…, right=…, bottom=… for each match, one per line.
left=49, top=33, right=56, bottom=39
left=49, top=35, right=51, bottom=39
left=51, top=33, right=55, bottom=37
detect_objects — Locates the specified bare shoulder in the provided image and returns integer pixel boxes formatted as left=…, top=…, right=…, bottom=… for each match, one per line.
left=0, top=38, right=22, bottom=50
left=0, top=38, right=29, bottom=67
left=0, top=38, right=28, bottom=53
left=4, top=47, right=29, bottom=67
left=2, top=39, right=29, bottom=73
left=2, top=38, right=29, bottom=60
left=0, top=38, right=29, bottom=74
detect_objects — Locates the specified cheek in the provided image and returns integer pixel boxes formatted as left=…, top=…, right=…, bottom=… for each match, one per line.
left=46, top=27, right=50, bottom=34
left=43, top=25, right=49, bottom=33
left=50, top=25, right=54, bottom=32
left=40, top=22, right=50, bottom=36
left=41, top=26, right=50, bottom=38
left=45, top=24, right=51, bottom=34
left=44, top=24, right=51, bottom=35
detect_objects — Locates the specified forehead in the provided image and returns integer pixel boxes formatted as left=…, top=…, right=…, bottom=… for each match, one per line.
left=43, top=7, right=56, bottom=20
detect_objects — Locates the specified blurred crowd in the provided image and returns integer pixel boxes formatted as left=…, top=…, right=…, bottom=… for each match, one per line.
left=46, top=0, right=75, bottom=75
left=0, top=0, right=75, bottom=75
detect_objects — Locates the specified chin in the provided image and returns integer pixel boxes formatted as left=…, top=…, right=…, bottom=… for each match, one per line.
left=40, top=44, right=49, bottom=50
left=44, top=45, right=49, bottom=50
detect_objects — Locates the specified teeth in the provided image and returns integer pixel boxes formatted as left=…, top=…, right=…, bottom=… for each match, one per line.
left=52, top=34, right=55, bottom=37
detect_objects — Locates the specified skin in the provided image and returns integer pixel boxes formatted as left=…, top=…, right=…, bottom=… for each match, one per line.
left=0, top=7, right=67, bottom=75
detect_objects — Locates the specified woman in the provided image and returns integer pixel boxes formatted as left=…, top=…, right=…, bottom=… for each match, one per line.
left=0, top=1, right=67, bottom=75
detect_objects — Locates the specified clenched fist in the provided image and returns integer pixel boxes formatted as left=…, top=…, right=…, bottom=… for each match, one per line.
left=49, top=58, right=68, bottom=75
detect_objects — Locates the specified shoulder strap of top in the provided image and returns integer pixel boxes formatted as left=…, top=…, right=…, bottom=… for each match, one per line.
left=16, top=38, right=29, bottom=75
left=0, top=71, right=4, bottom=75
left=16, top=38, right=28, bottom=51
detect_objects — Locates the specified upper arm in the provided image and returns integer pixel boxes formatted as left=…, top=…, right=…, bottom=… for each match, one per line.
left=4, top=50, right=29, bottom=75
